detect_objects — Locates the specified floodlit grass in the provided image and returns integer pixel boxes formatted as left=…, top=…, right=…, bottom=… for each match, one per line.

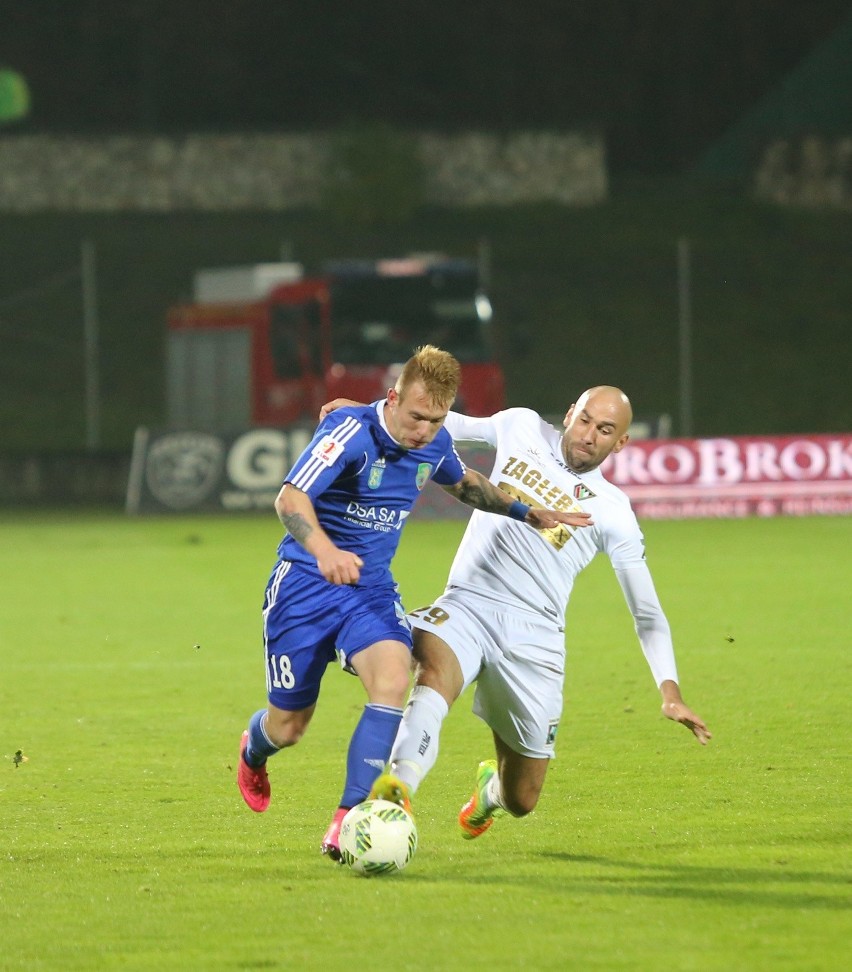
left=1, top=511, right=849, bottom=970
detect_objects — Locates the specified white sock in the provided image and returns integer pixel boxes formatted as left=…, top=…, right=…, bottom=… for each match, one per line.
left=485, top=770, right=506, bottom=812
left=389, top=684, right=449, bottom=794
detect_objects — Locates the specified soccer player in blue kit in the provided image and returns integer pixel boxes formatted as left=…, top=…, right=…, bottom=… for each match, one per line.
left=236, top=346, right=592, bottom=859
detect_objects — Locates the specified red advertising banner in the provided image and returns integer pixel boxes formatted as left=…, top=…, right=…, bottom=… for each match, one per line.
left=600, top=433, right=852, bottom=519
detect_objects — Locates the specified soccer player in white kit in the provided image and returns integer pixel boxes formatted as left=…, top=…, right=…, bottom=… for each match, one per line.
left=362, top=385, right=712, bottom=839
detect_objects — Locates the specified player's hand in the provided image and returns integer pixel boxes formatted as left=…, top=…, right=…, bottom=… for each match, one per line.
left=319, top=398, right=363, bottom=422
left=316, top=548, right=364, bottom=585
left=527, top=508, right=593, bottom=530
left=662, top=698, right=712, bottom=745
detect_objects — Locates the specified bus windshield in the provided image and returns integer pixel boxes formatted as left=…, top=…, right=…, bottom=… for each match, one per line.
left=329, top=270, right=493, bottom=366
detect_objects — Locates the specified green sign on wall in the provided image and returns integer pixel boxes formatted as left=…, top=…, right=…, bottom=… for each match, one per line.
left=0, top=69, right=30, bottom=123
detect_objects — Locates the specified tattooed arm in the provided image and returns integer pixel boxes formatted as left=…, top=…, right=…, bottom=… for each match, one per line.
left=442, top=469, right=592, bottom=530
left=274, top=483, right=364, bottom=585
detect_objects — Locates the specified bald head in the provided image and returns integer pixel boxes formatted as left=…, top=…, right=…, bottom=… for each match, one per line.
left=576, top=386, right=632, bottom=431
left=561, top=385, right=632, bottom=473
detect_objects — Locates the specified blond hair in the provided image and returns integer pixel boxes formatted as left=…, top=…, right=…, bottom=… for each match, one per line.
left=395, top=345, right=461, bottom=409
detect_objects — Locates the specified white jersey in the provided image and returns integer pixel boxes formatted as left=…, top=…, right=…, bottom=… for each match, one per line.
left=443, top=408, right=678, bottom=687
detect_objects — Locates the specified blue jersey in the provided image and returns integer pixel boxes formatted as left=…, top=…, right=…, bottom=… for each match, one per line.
left=277, top=401, right=465, bottom=587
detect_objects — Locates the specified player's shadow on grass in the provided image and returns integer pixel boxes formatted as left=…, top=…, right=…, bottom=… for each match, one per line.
left=516, top=853, right=851, bottom=910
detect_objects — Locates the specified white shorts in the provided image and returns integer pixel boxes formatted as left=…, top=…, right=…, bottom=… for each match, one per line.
left=407, top=587, right=566, bottom=759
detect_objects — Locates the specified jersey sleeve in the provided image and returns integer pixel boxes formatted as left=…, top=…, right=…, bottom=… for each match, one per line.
left=443, top=411, right=499, bottom=446
left=614, top=562, right=679, bottom=687
left=284, top=410, right=366, bottom=499
left=600, top=501, right=648, bottom=570
left=429, top=431, right=466, bottom=486
left=603, top=498, right=678, bottom=686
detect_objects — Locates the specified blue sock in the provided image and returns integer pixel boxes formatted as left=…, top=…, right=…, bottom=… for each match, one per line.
left=244, top=709, right=279, bottom=767
left=339, top=704, right=403, bottom=808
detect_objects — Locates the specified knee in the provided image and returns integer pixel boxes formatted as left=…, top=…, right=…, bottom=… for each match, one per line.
left=412, top=640, right=463, bottom=704
left=361, top=654, right=412, bottom=707
left=502, top=787, right=540, bottom=818
left=264, top=713, right=310, bottom=749
left=370, top=665, right=411, bottom=707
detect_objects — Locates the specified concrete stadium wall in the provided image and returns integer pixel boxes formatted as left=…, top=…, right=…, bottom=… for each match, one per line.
left=753, top=135, right=852, bottom=210
left=0, top=131, right=607, bottom=212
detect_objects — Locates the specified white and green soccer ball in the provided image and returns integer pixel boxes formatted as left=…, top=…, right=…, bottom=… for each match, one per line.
left=339, top=799, right=418, bottom=876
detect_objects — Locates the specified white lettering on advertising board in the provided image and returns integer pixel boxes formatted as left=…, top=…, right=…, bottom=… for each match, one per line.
left=600, top=433, right=851, bottom=519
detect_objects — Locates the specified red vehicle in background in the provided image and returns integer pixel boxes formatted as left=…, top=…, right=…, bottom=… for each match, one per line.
left=166, top=255, right=505, bottom=431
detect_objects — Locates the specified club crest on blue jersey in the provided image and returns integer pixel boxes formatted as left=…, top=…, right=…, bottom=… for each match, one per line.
left=415, top=462, right=432, bottom=490
left=367, top=458, right=386, bottom=489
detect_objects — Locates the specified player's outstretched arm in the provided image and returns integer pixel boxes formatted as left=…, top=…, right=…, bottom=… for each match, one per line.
left=659, top=679, right=712, bottom=745
left=443, top=468, right=592, bottom=529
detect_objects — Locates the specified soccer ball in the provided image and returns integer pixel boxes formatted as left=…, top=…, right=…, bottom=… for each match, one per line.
left=338, top=799, right=418, bottom=876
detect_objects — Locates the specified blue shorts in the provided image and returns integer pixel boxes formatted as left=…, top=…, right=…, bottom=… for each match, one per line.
left=262, top=560, right=413, bottom=710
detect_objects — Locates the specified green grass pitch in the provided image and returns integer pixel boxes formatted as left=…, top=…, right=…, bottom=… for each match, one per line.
left=1, top=510, right=849, bottom=970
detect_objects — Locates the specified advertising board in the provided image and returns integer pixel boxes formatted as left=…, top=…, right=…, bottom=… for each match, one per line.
left=601, top=433, right=852, bottom=519
left=128, top=428, right=851, bottom=519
